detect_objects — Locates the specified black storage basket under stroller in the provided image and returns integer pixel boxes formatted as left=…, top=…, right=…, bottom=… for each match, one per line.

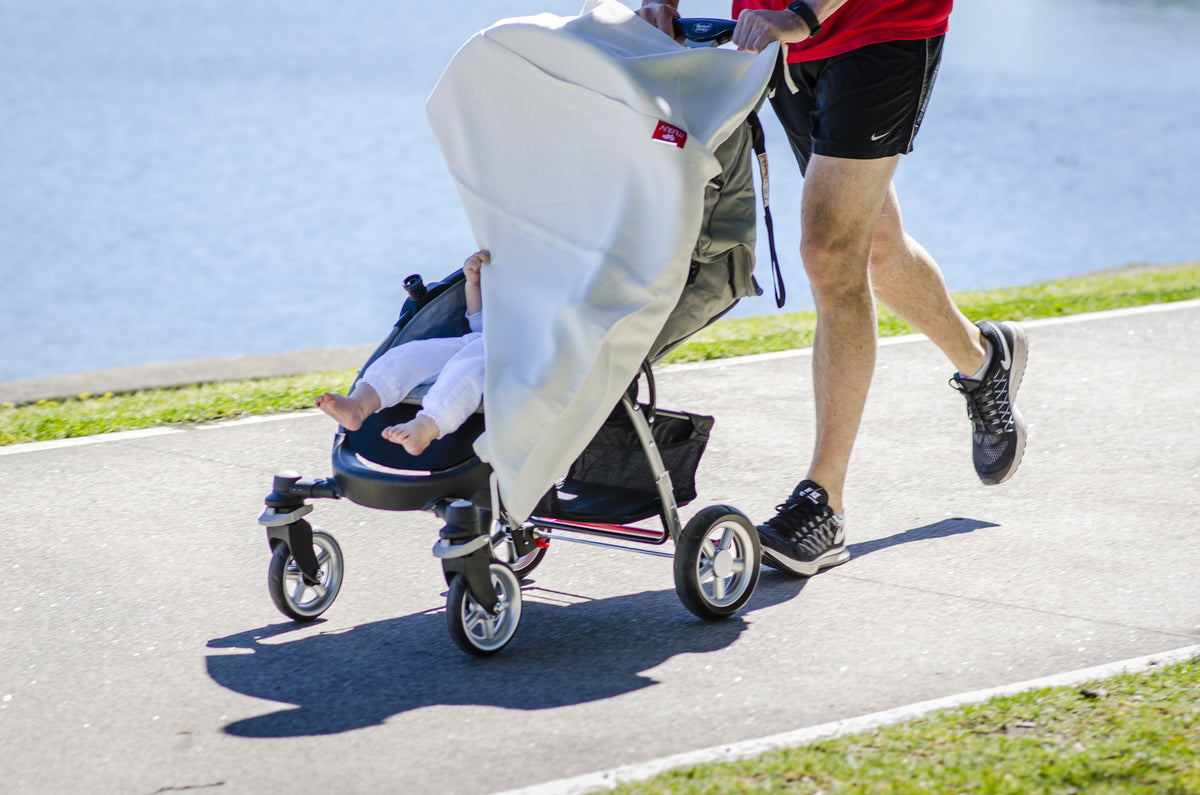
left=535, top=408, right=714, bottom=524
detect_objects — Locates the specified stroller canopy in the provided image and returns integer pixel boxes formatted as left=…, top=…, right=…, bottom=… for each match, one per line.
left=426, top=0, right=777, bottom=522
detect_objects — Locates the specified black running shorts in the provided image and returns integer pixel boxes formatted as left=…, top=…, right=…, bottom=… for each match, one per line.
left=769, top=35, right=944, bottom=175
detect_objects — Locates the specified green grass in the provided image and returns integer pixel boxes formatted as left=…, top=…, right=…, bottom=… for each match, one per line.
left=612, top=656, right=1200, bottom=794
left=2, top=262, right=1197, bottom=447
left=0, top=370, right=354, bottom=447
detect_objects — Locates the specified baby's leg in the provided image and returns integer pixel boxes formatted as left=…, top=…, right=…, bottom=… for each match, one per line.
left=320, top=336, right=474, bottom=431
left=380, top=336, right=484, bottom=455
left=381, top=413, right=441, bottom=456
left=416, top=336, right=485, bottom=437
left=359, top=336, right=473, bottom=409
left=315, top=382, right=381, bottom=431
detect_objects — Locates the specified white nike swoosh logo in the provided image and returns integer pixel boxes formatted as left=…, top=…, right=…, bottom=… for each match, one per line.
left=870, top=131, right=891, bottom=141
left=995, top=325, right=1012, bottom=370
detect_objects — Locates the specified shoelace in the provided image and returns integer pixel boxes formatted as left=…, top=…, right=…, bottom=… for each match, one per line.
left=950, top=376, right=1008, bottom=434
left=765, top=493, right=825, bottom=535
left=767, top=500, right=842, bottom=556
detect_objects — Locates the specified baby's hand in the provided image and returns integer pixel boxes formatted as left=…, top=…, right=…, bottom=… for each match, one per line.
left=463, top=249, right=490, bottom=284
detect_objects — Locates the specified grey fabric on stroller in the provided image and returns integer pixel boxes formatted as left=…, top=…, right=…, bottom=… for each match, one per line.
left=649, top=119, right=764, bottom=361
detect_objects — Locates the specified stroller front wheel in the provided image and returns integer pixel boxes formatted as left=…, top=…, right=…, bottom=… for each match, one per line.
left=446, top=563, right=523, bottom=655
left=674, top=506, right=761, bottom=620
left=267, top=529, right=344, bottom=621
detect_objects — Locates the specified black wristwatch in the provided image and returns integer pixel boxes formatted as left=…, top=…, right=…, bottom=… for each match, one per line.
left=786, top=0, right=822, bottom=38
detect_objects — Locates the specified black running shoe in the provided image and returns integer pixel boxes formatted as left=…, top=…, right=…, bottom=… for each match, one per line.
left=950, top=320, right=1028, bottom=485
left=756, top=480, right=850, bottom=576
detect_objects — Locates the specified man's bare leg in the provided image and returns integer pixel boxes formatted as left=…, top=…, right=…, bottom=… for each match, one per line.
left=800, top=153, right=901, bottom=515
left=755, top=153, right=896, bottom=576
left=869, top=183, right=1028, bottom=485
left=315, top=382, right=381, bottom=431
left=868, top=183, right=987, bottom=375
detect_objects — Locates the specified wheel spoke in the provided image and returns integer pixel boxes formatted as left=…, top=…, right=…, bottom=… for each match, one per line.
left=711, top=574, right=727, bottom=601
left=290, top=577, right=307, bottom=604
left=481, top=615, right=498, bottom=637
left=464, top=605, right=488, bottom=636
left=697, top=561, right=715, bottom=584
left=470, top=604, right=497, bottom=638
left=717, top=527, right=735, bottom=552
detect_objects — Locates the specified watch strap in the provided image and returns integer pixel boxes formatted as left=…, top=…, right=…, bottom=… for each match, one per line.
left=786, top=1, right=821, bottom=38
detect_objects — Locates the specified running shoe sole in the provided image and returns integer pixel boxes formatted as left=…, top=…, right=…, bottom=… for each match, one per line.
left=761, top=546, right=851, bottom=577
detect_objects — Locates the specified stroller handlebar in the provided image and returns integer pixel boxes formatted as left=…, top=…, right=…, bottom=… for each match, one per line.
left=673, top=18, right=737, bottom=47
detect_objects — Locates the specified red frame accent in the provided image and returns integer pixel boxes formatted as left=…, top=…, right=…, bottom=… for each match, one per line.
left=531, top=516, right=665, bottom=541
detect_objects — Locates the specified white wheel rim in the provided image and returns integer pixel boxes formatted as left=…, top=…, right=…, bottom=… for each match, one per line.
left=695, top=521, right=753, bottom=607
left=459, top=567, right=521, bottom=652
left=283, top=535, right=342, bottom=616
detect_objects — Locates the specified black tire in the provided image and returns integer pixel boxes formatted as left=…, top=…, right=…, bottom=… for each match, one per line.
left=267, top=529, right=344, bottom=621
left=446, top=563, right=523, bottom=656
left=674, top=505, right=760, bottom=620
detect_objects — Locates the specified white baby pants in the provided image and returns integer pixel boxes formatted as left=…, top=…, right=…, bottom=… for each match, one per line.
left=359, top=331, right=484, bottom=438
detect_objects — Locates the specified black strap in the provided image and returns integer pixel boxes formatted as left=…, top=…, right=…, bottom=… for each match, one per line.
left=786, top=0, right=822, bottom=38
left=746, top=112, right=785, bottom=308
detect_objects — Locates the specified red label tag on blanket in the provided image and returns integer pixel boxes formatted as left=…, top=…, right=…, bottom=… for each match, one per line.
left=652, top=120, right=687, bottom=149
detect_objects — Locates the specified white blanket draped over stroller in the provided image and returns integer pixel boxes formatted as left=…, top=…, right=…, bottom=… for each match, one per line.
left=425, top=0, right=777, bottom=522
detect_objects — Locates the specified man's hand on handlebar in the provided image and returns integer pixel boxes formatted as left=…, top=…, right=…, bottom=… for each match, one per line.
left=636, top=2, right=812, bottom=53
left=636, top=0, right=683, bottom=42
left=731, top=9, right=813, bottom=52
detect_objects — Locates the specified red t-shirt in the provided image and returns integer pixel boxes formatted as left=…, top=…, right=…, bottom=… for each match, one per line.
left=730, top=0, right=953, bottom=62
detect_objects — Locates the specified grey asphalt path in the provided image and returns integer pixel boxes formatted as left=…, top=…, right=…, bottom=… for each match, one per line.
left=2, top=302, right=1198, bottom=794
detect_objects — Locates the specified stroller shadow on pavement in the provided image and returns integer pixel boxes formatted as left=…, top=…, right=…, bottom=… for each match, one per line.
left=207, top=578, right=806, bottom=738
left=207, top=519, right=991, bottom=738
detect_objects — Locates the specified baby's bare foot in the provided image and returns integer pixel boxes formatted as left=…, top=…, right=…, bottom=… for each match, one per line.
left=381, top=414, right=440, bottom=456
left=315, top=392, right=368, bottom=431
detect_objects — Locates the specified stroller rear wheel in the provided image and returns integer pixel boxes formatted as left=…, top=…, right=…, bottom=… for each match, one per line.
left=508, top=543, right=548, bottom=581
left=267, top=529, right=344, bottom=621
left=491, top=524, right=548, bottom=581
left=446, top=563, right=523, bottom=655
left=674, top=506, right=760, bottom=620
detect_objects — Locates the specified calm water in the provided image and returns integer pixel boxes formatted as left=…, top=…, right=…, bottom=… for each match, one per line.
left=3, top=0, right=1199, bottom=382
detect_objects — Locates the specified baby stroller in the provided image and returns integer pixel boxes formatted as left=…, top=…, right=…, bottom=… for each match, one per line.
left=257, top=2, right=783, bottom=655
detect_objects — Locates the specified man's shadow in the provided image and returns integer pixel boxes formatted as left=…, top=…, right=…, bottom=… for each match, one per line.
left=846, top=516, right=998, bottom=559
left=208, top=517, right=994, bottom=738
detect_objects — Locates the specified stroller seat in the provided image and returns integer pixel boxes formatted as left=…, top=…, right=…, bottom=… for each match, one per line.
left=332, top=272, right=492, bottom=512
